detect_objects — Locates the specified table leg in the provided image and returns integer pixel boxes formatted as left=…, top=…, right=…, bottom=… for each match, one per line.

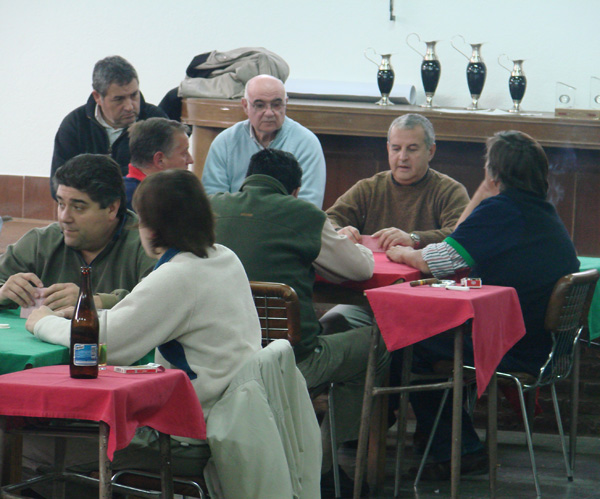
left=98, top=421, right=112, bottom=499
left=353, top=324, right=380, bottom=499
left=159, top=431, right=174, bottom=499
left=52, top=436, right=66, bottom=498
left=393, top=346, right=413, bottom=496
left=450, top=326, right=464, bottom=499
left=488, top=372, right=498, bottom=498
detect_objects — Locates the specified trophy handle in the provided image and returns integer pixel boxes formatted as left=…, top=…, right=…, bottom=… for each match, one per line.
left=406, top=33, right=424, bottom=58
left=498, top=53, right=512, bottom=72
left=451, top=34, right=470, bottom=60
left=364, top=47, right=380, bottom=66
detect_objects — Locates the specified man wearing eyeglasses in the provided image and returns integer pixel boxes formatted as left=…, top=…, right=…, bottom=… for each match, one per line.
left=201, top=75, right=326, bottom=208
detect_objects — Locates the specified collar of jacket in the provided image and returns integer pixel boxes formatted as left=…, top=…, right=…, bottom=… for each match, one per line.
left=240, top=174, right=289, bottom=196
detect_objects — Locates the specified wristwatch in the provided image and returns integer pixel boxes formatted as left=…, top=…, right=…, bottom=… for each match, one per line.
left=409, top=233, right=421, bottom=249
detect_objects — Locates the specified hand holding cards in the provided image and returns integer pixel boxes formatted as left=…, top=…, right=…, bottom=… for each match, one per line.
left=20, top=287, right=47, bottom=318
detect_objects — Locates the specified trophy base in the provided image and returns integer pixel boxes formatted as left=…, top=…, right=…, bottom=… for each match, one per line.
left=375, top=97, right=395, bottom=106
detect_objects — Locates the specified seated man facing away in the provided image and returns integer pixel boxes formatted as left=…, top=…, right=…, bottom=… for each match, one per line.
left=50, top=55, right=167, bottom=198
left=322, top=113, right=469, bottom=333
left=0, top=154, right=155, bottom=311
left=202, top=74, right=327, bottom=208
left=24, top=169, right=262, bottom=494
left=125, top=117, right=193, bottom=210
left=386, top=130, right=580, bottom=479
left=210, top=149, right=389, bottom=498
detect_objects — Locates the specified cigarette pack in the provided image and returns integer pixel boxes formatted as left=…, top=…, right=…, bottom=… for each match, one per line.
left=114, top=364, right=165, bottom=374
left=460, top=277, right=482, bottom=288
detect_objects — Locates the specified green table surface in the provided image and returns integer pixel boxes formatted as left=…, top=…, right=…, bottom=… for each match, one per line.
left=0, top=308, right=69, bottom=375
left=0, top=309, right=154, bottom=375
left=578, top=257, right=600, bottom=340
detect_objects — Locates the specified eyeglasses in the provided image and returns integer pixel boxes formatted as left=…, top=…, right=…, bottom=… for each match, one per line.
left=249, top=100, right=286, bottom=112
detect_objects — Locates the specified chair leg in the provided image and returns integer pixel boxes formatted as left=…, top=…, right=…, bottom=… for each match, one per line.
left=551, top=384, right=573, bottom=481
left=328, top=383, right=341, bottom=498
left=513, top=382, right=542, bottom=498
left=569, top=341, right=581, bottom=477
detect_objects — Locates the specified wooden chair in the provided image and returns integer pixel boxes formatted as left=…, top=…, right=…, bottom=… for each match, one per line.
left=250, top=281, right=341, bottom=498
left=250, top=281, right=302, bottom=347
left=419, top=269, right=599, bottom=498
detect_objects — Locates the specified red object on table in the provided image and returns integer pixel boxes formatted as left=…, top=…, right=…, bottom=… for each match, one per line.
left=316, top=252, right=422, bottom=290
left=366, top=283, right=526, bottom=396
left=0, top=365, right=206, bottom=459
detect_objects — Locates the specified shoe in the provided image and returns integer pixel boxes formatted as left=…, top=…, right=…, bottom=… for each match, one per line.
left=321, top=466, right=369, bottom=498
left=410, top=449, right=489, bottom=481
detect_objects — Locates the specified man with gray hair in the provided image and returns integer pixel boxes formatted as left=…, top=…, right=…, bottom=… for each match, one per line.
left=124, top=118, right=193, bottom=209
left=202, top=74, right=326, bottom=207
left=322, top=113, right=469, bottom=331
left=50, top=55, right=166, bottom=197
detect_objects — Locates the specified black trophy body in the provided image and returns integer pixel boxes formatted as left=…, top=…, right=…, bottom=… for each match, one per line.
left=421, top=60, right=441, bottom=94
left=377, top=69, right=394, bottom=96
left=466, top=62, right=486, bottom=97
left=509, top=75, right=526, bottom=101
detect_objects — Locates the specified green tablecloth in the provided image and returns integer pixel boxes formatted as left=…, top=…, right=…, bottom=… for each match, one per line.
left=578, top=257, right=600, bottom=340
left=0, top=309, right=69, bottom=374
left=0, top=309, right=155, bottom=374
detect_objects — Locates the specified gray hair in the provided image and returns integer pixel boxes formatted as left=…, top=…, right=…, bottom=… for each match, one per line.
left=129, top=118, right=189, bottom=167
left=92, top=56, right=138, bottom=96
left=387, top=114, right=436, bottom=148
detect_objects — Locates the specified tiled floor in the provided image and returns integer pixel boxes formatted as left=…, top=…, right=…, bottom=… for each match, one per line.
left=339, top=427, right=600, bottom=498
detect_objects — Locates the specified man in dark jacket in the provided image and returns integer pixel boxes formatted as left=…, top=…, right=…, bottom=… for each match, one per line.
left=50, top=55, right=166, bottom=198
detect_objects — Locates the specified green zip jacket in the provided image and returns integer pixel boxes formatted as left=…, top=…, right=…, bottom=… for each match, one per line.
left=0, top=211, right=154, bottom=309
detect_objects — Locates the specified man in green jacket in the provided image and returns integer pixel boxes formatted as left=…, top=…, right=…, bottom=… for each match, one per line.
left=210, top=149, right=388, bottom=497
left=0, top=154, right=155, bottom=311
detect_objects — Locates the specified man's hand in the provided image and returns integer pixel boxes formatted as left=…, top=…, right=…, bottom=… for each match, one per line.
left=386, top=245, right=431, bottom=274
left=372, top=227, right=412, bottom=250
left=0, top=273, right=44, bottom=308
left=338, top=226, right=362, bottom=244
left=386, top=245, right=413, bottom=264
left=42, top=283, right=80, bottom=311
left=25, top=305, right=56, bottom=333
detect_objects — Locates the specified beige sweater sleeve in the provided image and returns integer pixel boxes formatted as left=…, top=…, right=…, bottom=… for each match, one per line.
left=312, top=219, right=374, bottom=283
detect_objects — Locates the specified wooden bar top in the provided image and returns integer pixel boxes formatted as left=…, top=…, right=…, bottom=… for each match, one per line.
left=182, top=98, right=600, bottom=150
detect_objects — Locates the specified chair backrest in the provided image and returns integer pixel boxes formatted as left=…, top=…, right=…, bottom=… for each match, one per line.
left=538, top=269, right=599, bottom=385
left=249, top=281, right=302, bottom=347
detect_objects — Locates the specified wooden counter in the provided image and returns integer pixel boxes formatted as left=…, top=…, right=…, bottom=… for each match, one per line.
left=183, top=98, right=600, bottom=256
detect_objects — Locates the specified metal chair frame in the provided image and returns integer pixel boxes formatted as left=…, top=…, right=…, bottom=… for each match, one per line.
left=419, top=269, right=599, bottom=498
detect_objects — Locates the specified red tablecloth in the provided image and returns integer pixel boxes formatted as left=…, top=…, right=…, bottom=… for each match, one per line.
left=0, top=365, right=206, bottom=459
left=366, top=283, right=526, bottom=396
left=316, top=252, right=422, bottom=291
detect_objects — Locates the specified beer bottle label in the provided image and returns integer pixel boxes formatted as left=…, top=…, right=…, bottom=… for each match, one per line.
left=73, top=343, right=98, bottom=366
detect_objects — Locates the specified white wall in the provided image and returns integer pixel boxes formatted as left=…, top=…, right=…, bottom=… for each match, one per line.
left=0, top=0, right=596, bottom=177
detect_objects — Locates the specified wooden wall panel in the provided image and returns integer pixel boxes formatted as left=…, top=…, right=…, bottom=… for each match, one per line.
left=0, top=176, right=24, bottom=218
left=183, top=98, right=600, bottom=256
left=23, top=177, right=56, bottom=220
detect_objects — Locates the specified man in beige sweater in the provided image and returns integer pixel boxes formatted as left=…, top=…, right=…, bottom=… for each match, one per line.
left=323, top=113, right=469, bottom=331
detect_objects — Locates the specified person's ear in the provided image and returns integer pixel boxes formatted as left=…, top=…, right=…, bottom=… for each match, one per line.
left=92, top=90, right=103, bottom=107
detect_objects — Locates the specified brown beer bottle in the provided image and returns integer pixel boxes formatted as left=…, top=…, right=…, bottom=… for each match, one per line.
left=70, top=266, right=99, bottom=379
